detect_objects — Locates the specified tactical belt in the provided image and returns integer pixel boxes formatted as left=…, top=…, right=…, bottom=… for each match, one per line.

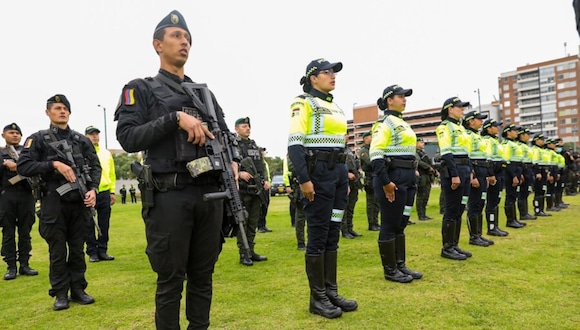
left=453, top=157, right=471, bottom=165
left=471, top=159, right=490, bottom=168
left=154, top=172, right=218, bottom=190
left=511, top=161, right=524, bottom=166
left=522, top=162, right=532, bottom=169
left=313, top=150, right=347, bottom=163
left=390, top=158, right=418, bottom=169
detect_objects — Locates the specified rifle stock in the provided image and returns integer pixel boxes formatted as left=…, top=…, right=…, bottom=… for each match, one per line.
left=181, top=82, right=251, bottom=256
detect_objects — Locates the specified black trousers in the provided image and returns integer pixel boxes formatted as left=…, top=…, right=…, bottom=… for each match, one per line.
left=504, top=171, right=520, bottom=207
left=1, top=189, right=35, bottom=265
left=237, top=193, right=261, bottom=254
left=302, top=161, right=348, bottom=255
left=144, top=184, right=223, bottom=330
left=39, top=198, right=89, bottom=297
left=518, top=167, right=533, bottom=202
left=374, top=167, right=417, bottom=241
left=486, top=174, right=504, bottom=212
left=86, top=192, right=111, bottom=256
left=441, top=164, right=471, bottom=222
left=467, top=166, right=488, bottom=217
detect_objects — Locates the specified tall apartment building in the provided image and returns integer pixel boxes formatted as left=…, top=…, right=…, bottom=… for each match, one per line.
left=499, top=54, right=580, bottom=143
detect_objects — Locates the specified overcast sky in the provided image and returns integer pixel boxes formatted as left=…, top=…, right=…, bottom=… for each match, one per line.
left=1, top=0, right=578, bottom=158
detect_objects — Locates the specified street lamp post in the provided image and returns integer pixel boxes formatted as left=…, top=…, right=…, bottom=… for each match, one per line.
left=97, top=104, right=108, bottom=149
left=473, top=88, right=481, bottom=112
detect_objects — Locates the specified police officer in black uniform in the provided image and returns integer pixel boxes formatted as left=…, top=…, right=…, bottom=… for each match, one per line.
left=234, top=117, right=269, bottom=266
left=342, top=148, right=362, bottom=239
left=358, top=132, right=380, bottom=231
left=115, top=10, right=233, bottom=329
left=18, top=94, right=101, bottom=311
left=1, top=123, right=38, bottom=280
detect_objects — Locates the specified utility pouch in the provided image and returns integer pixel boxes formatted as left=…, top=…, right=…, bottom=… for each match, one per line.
left=186, top=156, right=215, bottom=178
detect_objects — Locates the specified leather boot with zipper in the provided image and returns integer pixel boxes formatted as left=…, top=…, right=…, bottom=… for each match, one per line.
left=324, top=251, right=357, bottom=312
left=305, top=254, right=342, bottom=319
left=379, top=239, right=413, bottom=282
left=440, top=221, right=467, bottom=260
left=394, top=235, right=422, bottom=279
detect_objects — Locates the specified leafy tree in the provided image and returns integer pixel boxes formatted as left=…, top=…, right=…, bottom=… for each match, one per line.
left=113, top=152, right=141, bottom=180
left=265, top=156, right=283, bottom=176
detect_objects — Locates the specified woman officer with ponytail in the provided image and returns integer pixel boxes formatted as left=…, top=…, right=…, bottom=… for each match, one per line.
left=287, top=58, right=357, bottom=319
left=370, top=85, right=422, bottom=284
left=436, top=97, right=474, bottom=260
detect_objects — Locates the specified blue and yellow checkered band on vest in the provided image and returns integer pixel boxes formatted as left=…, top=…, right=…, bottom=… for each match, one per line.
left=288, top=94, right=347, bottom=149
left=369, top=114, right=416, bottom=161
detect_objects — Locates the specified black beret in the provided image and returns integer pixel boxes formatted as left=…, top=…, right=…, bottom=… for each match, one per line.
left=47, top=94, right=71, bottom=112
left=235, top=117, right=250, bottom=127
left=362, top=131, right=372, bottom=138
left=3, top=123, right=21, bottom=134
left=154, top=10, right=190, bottom=43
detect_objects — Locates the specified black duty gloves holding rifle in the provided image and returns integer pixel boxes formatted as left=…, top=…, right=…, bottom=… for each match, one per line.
left=180, top=82, right=251, bottom=256
left=46, top=140, right=101, bottom=236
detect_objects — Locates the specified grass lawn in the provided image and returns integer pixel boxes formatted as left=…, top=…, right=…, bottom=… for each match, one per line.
left=0, top=187, right=579, bottom=329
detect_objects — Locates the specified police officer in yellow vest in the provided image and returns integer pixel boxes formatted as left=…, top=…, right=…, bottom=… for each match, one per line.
left=288, top=58, right=357, bottom=319
left=463, top=110, right=495, bottom=247
left=531, top=133, right=551, bottom=216
left=370, top=85, right=422, bottom=283
left=436, top=97, right=473, bottom=261
left=545, top=138, right=565, bottom=211
left=501, top=124, right=526, bottom=229
left=481, top=119, right=510, bottom=236
left=84, top=126, right=116, bottom=262
left=516, top=127, right=538, bottom=221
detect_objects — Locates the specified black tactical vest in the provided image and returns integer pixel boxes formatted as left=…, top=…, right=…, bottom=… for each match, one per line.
left=238, top=138, right=265, bottom=174
left=144, top=77, right=207, bottom=173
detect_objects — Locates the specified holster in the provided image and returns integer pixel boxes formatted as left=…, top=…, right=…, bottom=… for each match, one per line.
left=440, top=161, right=450, bottom=179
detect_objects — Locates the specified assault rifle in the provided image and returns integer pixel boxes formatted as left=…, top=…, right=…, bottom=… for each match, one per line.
left=47, top=140, right=102, bottom=237
left=181, top=82, right=251, bottom=256
left=239, top=157, right=268, bottom=205
left=6, top=145, right=43, bottom=200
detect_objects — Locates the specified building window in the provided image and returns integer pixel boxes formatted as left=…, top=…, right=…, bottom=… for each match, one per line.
left=504, top=101, right=511, bottom=107
left=503, top=85, right=509, bottom=91
left=573, top=118, right=579, bottom=123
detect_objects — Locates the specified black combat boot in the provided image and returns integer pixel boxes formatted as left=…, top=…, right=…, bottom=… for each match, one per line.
left=70, top=289, right=95, bottom=305
left=19, top=263, right=39, bottom=276
left=239, top=253, right=253, bottom=266
left=475, top=214, right=494, bottom=245
left=441, top=221, right=466, bottom=260
left=4, top=262, right=17, bottom=280
left=453, top=220, right=472, bottom=257
left=505, top=205, right=524, bottom=228
left=305, top=254, right=342, bottom=319
left=394, top=235, right=422, bottom=279
left=378, top=239, right=413, bottom=282
left=486, top=209, right=508, bottom=237
left=250, top=251, right=267, bottom=262
left=518, top=200, right=537, bottom=220
left=324, top=251, right=357, bottom=312
left=467, top=215, right=489, bottom=247
left=53, top=293, right=70, bottom=311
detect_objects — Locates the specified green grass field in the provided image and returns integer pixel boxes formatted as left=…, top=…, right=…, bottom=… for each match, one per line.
left=1, top=188, right=579, bottom=329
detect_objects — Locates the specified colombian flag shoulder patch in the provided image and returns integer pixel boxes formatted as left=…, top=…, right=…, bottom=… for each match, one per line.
left=24, top=138, right=33, bottom=149
left=123, top=88, right=136, bottom=105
